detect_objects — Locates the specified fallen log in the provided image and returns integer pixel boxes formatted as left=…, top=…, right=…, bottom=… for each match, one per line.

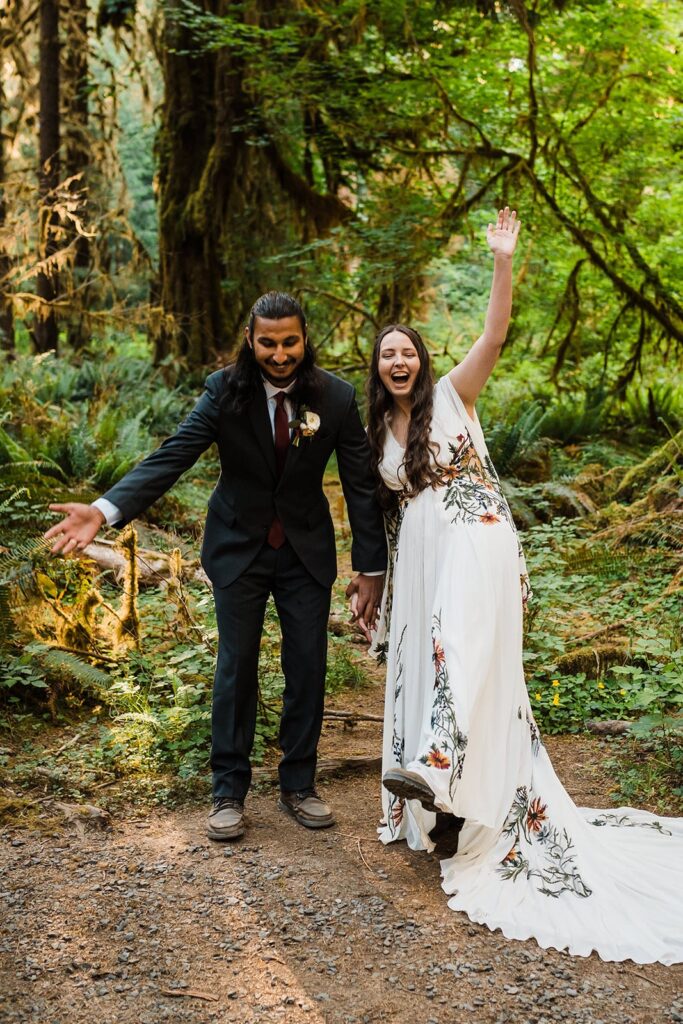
left=79, top=538, right=208, bottom=586
left=253, top=754, right=381, bottom=783
left=324, top=710, right=383, bottom=724
left=585, top=719, right=630, bottom=736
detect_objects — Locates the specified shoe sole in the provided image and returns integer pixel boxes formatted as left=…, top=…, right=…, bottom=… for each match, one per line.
left=277, top=799, right=336, bottom=830
left=206, top=824, right=245, bottom=842
left=382, top=770, right=438, bottom=812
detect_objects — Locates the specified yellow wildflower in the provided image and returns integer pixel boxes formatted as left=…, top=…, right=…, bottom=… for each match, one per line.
left=552, top=694, right=560, bottom=706
left=551, top=679, right=560, bottom=687
left=535, top=692, right=542, bottom=701
left=597, top=681, right=605, bottom=690
left=620, top=689, right=626, bottom=696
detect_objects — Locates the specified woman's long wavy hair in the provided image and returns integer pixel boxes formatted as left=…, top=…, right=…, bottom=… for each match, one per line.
left=220, top=291, right=321, bottom=415
left=366, top=324, right=442, bottom=508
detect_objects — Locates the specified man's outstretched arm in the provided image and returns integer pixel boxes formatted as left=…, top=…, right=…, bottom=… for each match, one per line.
left=44, top=372, right=224, bottom=555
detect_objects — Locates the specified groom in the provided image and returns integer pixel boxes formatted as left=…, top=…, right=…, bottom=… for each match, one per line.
left=44, top=291, right=387, bottom=840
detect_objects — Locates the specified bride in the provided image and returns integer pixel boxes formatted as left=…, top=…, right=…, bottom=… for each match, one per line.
left=357, top=206, right=683, bottom=964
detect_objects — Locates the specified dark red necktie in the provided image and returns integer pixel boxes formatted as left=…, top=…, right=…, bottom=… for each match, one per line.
left=267, top=392, right=289, bottom=549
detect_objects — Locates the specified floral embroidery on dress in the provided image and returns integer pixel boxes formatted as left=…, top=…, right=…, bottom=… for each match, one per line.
left=441, top=435, right=516, bottom=531
left=590, top=813, right=672, bottom=835
left=374, top=500, right=407, bottom=666
left=438, top=431, right=532, bottom=602
left=390, top=624, right=407, bottom=764
left=388, top=795, right=405, bottom=835
left=497, top=786, right=592, bottom=899
left=421, top=744, right=451, bottom=769
left=518, top=706, right=542, bottom=755
left=419, top=612, right=468, bottom=798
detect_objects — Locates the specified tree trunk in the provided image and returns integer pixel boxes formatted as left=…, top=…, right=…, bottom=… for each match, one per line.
left=0, top=79, right=15, bottom=353
left=153, top=0, right=224, bottom=366
left=154, top=0, right=352, bottom=368
left=34, top=0, right=60, bottom=353
left=63, top=0, right=90, bottom=350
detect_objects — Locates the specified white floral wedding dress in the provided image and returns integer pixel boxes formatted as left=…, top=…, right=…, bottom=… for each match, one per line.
left=371, top=374, right=683, bottom=964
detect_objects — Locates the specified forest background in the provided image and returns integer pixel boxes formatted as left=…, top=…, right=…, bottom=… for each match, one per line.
left=0, top=0, right=681, bottom=822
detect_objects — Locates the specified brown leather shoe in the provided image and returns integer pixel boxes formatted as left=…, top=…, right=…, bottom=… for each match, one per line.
left=382, top=768, right=438, bottom=812
left=278, top=788, right=336, bottom=829
left=207, top=797, right=245, bottom=841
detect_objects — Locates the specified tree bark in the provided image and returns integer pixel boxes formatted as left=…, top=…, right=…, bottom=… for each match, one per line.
left=153, top=0, right=224, bottom=366
left=0, top=78, right=15, bottom=353
left=63, top=0, right=90, bottom=349
left=34, top=0, right=60, bottom=353
left=154, top=0, right=353, bottom=367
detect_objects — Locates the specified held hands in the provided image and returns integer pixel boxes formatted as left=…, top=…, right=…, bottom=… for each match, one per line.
left=43, top=503, right=106, bottom=556
left=486, top=206, right=521, bottom=259
left=345, top=573, right=385, bottom=643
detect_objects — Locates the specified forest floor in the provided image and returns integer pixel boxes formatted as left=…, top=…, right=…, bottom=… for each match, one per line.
left=2, top=478, right=682, bottom=1023
left=2, top=686, right=682, bottom=1024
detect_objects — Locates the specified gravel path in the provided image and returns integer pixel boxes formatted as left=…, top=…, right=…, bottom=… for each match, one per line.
left=1, top=761, right=681, bottom=1024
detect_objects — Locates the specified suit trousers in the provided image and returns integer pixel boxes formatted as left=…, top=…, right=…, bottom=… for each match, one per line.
left=211, top=540, right=332, bottom=800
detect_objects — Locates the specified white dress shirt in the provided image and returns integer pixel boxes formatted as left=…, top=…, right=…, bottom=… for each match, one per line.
left=263, top=376, right=297, bottom=437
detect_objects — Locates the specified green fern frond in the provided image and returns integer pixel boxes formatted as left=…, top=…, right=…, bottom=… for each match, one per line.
left=0, top=425, right=67, bottom=481
left=0, top=488, right=29, bottom=514
left=486, top=401, right=550, bottom=477
left=25, top=642, right=111, bottom=690
left=561, top=544, right=644, bottom=579
left=0, top=538, right=52, bottom=586
left=112, top=711, right=161, bottom=728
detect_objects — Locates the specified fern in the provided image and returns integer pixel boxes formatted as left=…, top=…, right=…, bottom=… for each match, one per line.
left=112, top=711, right=161, bottom=728
left=24, top=642, right=111, bottom=690
left=0, top=537, right=52, bottom=588
left=485, top=401, right=550, bottom=477
left=0, top=425, right=67, bottom=481
left=536, top=389, right=609, bottom=444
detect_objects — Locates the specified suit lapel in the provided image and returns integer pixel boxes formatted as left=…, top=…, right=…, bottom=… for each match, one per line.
left=280, top=389, right=324, bottom=483
left=248, top=386, right=277, bottom=480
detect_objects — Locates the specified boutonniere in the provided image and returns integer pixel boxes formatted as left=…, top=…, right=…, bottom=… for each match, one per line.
left=289, top=406, right=321, bottom=447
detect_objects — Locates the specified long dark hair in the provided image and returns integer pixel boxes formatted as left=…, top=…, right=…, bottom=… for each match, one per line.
left=366, top=324, right=442, bottom=507
left=221, top=291, right=321, bottom=414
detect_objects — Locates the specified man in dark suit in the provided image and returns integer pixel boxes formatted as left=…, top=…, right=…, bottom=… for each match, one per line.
left=44, top=292, right=387, bottom=840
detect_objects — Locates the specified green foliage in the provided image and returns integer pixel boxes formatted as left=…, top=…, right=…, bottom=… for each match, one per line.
left=484, top=401, right=550, bottom=478
left=0, top=347, right=210, bottom=496
left=523, top=515, right=682, bottom=740
left=607, top=714, right=683, bottom=812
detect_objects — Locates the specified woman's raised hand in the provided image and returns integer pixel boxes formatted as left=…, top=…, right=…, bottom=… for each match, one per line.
left=486, top=206, right=521, bottom=258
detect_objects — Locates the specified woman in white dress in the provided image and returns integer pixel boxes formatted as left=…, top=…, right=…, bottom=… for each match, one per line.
left=360, top=207, right=683, bottom=964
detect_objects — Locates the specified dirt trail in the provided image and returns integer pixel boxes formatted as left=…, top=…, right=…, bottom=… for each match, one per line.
left=1, top=708, right=681, bottom=1024
left=2, top=488, right=681, bottom=1022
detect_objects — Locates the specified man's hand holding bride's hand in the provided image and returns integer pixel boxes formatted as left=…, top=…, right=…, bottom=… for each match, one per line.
left=346, top=573, right=384, bottom=642
left=43, top=503, right=106, bottom=556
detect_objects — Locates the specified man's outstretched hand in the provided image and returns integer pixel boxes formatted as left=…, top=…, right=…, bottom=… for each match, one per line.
left=43, top=503, right=106, bottom=556
left=346, top=573, right=385, bottom=642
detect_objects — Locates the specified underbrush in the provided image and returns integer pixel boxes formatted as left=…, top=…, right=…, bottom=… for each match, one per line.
left=1, top=343, right=682, bottom=814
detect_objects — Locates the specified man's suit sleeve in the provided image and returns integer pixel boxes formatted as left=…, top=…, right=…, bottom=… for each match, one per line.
left=98, top=373, right=223, bottom=527
left=335, top=389, right=388, bottom=574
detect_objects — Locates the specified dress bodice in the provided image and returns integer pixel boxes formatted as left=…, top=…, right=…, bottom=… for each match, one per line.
left=380, top=375, right=522, bottom=541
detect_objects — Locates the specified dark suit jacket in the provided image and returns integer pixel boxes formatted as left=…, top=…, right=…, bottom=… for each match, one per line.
left=101, top=367, right=387, bottom=589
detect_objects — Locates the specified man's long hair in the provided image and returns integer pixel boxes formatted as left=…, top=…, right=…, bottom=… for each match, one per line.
left=366, top=324, right=442, bottom=508
left=221, top=292, right=321, bottom=414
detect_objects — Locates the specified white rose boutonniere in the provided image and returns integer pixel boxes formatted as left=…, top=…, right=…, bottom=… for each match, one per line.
left=289, top=406, right=321, bottom=446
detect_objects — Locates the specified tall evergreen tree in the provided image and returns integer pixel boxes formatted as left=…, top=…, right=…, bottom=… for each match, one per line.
left=34, top=0, right=60, bottom=353
left=0, top=79, right=15, bottom=352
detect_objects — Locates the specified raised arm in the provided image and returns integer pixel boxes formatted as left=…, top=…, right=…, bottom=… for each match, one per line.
left=449, top=207, right=521, bottom=415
